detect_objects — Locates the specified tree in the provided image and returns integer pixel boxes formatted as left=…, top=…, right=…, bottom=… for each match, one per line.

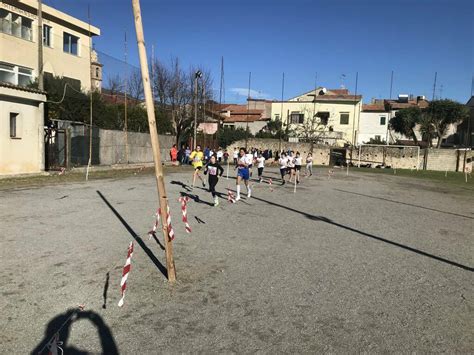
left=427, top=99, right=469, bottom=148
left=217, top=126, right=252, bottom=148
left=127, top=68, right=143, bottom=102
left=293, top=108, right=332, bottom=151
left=256, top=118, right=288, bottom=139
left=389, top=106, right=422, bottom=145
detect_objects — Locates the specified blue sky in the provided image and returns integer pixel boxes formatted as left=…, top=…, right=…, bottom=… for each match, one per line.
left=45, top=0, right=473, bottom=103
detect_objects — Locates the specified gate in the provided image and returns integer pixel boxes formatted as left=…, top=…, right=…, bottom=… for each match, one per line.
left=45, top=127, right=67, bottom=171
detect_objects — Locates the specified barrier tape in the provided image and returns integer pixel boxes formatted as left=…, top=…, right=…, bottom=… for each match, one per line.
left=118, top=241, right=134, bottom=307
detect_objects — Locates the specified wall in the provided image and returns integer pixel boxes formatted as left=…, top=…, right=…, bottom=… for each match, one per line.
left=350, top=145, right=421, bottom=169
left=358, top=111, right=389, bottom=144
left=0, top=86, right=46, bottom=174
left=228, top=138, right=332, bottom=165
left=270, top=100, right=362, bottom=145
left=1, top=0, right=100, bottom=90
left=98, top=129, right=175, bottom=165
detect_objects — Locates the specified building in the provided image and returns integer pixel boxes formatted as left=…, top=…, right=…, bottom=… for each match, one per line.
left=0, top=0, right=101, bottom=90
left=358, top=103, right=390, bottom=144
left=456, top=96, right=473, bottom=148
left=0, top=82, right=46, bottom=174
left=219, top=104, right=270, bottom=135
left=270, top=88, right=362, bottom=146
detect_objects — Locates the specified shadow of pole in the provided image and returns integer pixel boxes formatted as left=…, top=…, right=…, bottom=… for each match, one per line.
left=31, top=309, right=119, bottom=355
left=249, top=194, right=473, bottom=272
left=96, top=190, right=169, bottom=280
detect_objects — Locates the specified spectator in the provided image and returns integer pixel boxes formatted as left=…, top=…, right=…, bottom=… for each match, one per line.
left=185, top=146, right=191, bottom=165
left=170, top=144, right=178, bottom=163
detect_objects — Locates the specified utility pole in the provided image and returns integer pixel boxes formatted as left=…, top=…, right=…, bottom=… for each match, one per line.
left=193, top=70, right=202, bottom=150
left=386, top=70, right=394, bottom=145
left=124, top=31, right=129, bottom=163
left=351, top=72, right=359, bottom=146
left=245, top=71, right=251, bottom=149
left=37, top=0, right=44, bottom=91
left=278, top=72, right=285, bottom=152
left=132, top=0, right=176, bottom=282
left=86, top=4, right=93, bottom=181
left=432, top=72, right=437, bottom=102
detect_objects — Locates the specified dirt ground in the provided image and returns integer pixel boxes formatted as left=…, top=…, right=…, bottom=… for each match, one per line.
left=0, top=167, right=472, bottom=353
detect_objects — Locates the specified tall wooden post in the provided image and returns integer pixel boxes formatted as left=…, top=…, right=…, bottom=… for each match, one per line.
left=37, top=0, right=44, bottom=91
left=132, top=0, right=176, bottom=282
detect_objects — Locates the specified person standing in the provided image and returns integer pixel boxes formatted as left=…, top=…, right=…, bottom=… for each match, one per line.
left=294, top=151, right=303, bottom=184
left=204, top=155, right=224, bottom=206
left=185, top=146, right=191, bottom=165
left=217, top=148, right=223, bottom=163
left=256, top=152, right=265, bottom=182
left=233, top=148, right=239, bottom=166
left=189, top=145, right=206, bottom=188
left=223, top=150, right=229, bottom=164
left=170, top=144, right=178, bottom=163
left=279, top=152, right=288, bottom=185
left=306, top=152, right=313, bottom=176
left=235, top=148, right=252, bottom=201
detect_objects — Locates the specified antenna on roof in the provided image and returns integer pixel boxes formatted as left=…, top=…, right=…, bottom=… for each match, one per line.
left=340, top=74, right=346, bottom=89
left=432, top=72, right=437, bottom=101
left=389, top=70, right=394, bottom=100
left=219, top=56, right=225, bottom=104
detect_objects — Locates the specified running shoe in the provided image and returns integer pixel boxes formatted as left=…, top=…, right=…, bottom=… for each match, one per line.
left=235, top=195, right=241, bottom=201
left=202, top=181, right=206, bottom=187
left=247, top=189, right=252, bottom=198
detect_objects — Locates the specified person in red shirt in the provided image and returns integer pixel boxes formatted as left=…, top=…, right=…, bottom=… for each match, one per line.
left=170, top=144, right=178, bottom=163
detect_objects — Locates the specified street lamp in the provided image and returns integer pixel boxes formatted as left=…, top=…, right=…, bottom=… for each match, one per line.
left=193, top=70, right=203, bottom=150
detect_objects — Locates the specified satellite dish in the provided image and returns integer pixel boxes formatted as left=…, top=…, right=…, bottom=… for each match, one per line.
left=319, top=87, right=327, bottom=95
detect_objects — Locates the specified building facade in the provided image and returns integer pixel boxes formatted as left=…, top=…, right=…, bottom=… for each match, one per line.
left=358, top=103, right=389, bottom=144
left=0, top=0, right=100, bottom=90
left=0, top=83, right=46, bottom=174
left=270, top=88, right=362, bottom=146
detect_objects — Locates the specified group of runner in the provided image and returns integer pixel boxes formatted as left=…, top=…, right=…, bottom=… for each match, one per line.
left=188, top=145, right=313, bottom=206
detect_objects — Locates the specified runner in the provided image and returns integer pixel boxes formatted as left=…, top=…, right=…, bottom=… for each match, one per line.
left=306, top=152, right=313, bottom=176
left=189, top=145, right=206, bottom=188
left=294, top=151, right=303, bottom=184
left=233, top=148, right=239, bottom=166
left=204, top=155, right=224, bottom=206
left=246, top=150, right=255, bottom=178
left=287, top=151, right=296, bottom=183
left=235, top=148, right=252, bottom=201
left=279, top=152, right=288, bottom=185
left=256, top=152, right=265, bottom=182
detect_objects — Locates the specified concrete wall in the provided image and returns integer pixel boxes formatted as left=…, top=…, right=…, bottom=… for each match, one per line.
left=228, top=138, right=332, bottom=165
left=0, top=86, right=46, bottom=175
left=425, top=149, right=458, bottom=172
left=350, top=145, right=421, bottom=169
left=99, top=129, right=175, bottom=165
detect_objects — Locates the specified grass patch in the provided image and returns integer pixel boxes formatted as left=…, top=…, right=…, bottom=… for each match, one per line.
left=350, top=167, right=474, bottom=189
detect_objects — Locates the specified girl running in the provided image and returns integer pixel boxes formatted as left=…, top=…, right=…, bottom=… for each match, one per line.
left=279, top=152, right=288, bottom=185
left=204, top=155, right=224, bottom=206
left=306, top=153, right=313, bottom=176
left=189, top=145, right=206, bottom=188
left=235, top=148, right=252, bottom=201
left=294, top=151, right=303, bottom=184
left=256, top=153, right=265, bottom=182
left=287, top=151, right=296, bottom=183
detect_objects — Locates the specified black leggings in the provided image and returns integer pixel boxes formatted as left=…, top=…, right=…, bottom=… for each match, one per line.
left=258, top=167, right=264, bottom=177
left=208, top=176, right=218, bottom=197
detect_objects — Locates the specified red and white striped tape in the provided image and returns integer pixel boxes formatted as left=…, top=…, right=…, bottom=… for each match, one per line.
left=148, top=210, right=160, bottom=239
left=268, top=178, right=274, bottom=192
left=165, top=205, right=175, bottom=240
left=178, top=196, right=192, bottom=233
left=118, top=241, right=134, bottom=307
left=227, top=189, right=236, bottom=203
left=149, top=204, right=175, bottom=241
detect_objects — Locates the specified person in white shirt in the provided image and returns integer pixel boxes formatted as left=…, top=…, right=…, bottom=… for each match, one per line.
left=294, top=151, right=303, bottom=184
left=233, top=148, right=239, bottom=166
left=216, top=148, right=223, bottom=162
left=235, top=148, right=252, bottom=201
left=279, top=152, right=288, bottom=185
left=306, top=153, right=313, bottom=176
left=256, top=153, right=265, bottom=182
left=245, top=152, right=255, bottom=178
left=287, top=151, right=296, bottom=183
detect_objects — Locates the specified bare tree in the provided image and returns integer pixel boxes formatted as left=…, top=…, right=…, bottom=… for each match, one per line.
left=106, top=74, right=123, bottom=95
left=127, top=68, right=144, bottom=102
left=293, top=107, right=333, bottom=151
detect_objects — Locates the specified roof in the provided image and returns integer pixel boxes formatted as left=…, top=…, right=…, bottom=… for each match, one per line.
left=386, top=99, right=429, bottom=110
left=362, top=104, right=387, bottom=112
left=223, top=114, right=269, bottom=123
left=290, top=87, right=356, bottom=101
left=0, top=81, right=46, bottom=95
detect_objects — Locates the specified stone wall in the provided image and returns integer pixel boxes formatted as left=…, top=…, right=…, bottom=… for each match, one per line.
left=349, top=145, right=421, bottom=169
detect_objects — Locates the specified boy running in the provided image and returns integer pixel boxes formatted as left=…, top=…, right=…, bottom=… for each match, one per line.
left=235, top=148, right=252, bottom=201
left=287, top=151, right=296, bottom=183
left=189, top=145, right=206, bottom=188
left=256, top=153, right=265, bottom=182
left=294, top=151, right=303, bottom=184
left=204, top=155, right=224, bottom=206
left=279, top=152, right=288, bottom=185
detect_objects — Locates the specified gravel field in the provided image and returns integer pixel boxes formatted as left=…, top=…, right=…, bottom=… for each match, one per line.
left=0, top=167, right=472, bottom=353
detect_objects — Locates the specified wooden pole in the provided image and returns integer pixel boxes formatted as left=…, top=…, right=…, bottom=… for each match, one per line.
left=132, top=0, right=176, bottom=282
left=124, top=31, right=129, bottom=163
left=86, top=5, right=93, bottom=181
left=37, top=0, right=44, bottom=91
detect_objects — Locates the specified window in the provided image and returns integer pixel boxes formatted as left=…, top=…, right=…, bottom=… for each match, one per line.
left=340, top=113, right=349, bottom=125
left=95, top=67, right=100, bottom=78
left=43, top=24, right=52, bottom=47
left=63, top=32, right=79, bottom=55
left=290, top=112, right=304, bottom=124
left=316, top=112, right=329, bottom=125
left=380, top=116, right=386, bottom=125
left=10, top=113, right=20, bottom=138
left=0, top=9, right=32, bottom=41
left=0, top=62, right=33, bottom=86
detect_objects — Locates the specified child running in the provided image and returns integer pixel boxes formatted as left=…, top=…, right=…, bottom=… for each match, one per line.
left=287, top=151, right=296, bottom=183
left=204, top=155, right=224, bottom=206
left=279, top=152, right=288, bottom=185
left=306, top=153, right=313, bottom=176
left=256, top=152, right=265, bottom=182
left=189, top=145, right=206, bottom=188
left=235, top=148, right=252, bottom=201
left=294, top=151, right=303, bottom=184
